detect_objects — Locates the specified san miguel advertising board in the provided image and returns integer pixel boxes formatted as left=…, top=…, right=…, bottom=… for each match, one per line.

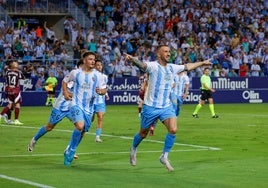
left=0, top=77, right=267, bottom=106
left=104, top=77, right=268, bottom=105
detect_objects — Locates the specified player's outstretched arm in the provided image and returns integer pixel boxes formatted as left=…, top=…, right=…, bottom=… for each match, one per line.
left=185, top=59, right=212, bottom=71
left=123, top=53, right=147, bottom=72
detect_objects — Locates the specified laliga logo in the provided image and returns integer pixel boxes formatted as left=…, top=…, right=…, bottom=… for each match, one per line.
left=20, top=79, right=33, bottom=91
left=242, top=90, right=263, bottom=103
left=0, top=82, right=4, bottom=92
left=0, top=93, right=9, bottom=106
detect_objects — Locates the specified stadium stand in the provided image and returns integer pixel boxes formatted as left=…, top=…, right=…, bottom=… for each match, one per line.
left=0, top=0, right=268, bottom=80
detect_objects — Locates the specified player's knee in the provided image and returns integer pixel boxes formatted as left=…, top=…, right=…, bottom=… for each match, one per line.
left=168, top=127, right=177, bottom=134
left=46, top=125, right=54, bottom=131
left=75, top=124, right=84, bottom=131
left=139, top=130, right=148, bottom=138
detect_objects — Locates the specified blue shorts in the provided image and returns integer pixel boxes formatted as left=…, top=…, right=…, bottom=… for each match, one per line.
left=70, top=105, right=93, bottom=132
left=48, top=108, right=72, bottom=125
left=93, top=103, right=106, bottom=113
left=171, top=93, right=184, bottom=106
left=140, top=104, right=176, bottom=129
left=177, top=96, right=184, bottom=106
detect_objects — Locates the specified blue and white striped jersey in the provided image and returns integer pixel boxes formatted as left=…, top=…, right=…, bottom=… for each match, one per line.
left=54, top=80, right=74, bottom=112
left=143, top=61, right=185, bottom=108
left=94, top=73, right=108, bottom=105
left=172, top=73, right=190, bottom=97
left=63, top=69, right=105, bottom=114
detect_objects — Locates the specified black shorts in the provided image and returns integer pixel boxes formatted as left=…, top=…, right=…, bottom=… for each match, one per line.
left=47, top=88, right=56, bottom=95
left=200, top=89, right=213, bottom=100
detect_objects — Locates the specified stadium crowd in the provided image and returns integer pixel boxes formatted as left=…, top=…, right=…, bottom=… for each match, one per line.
left=1, top=0, right=268, bottom=81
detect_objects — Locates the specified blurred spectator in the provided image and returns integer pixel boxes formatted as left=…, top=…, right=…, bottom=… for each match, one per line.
left=114, top=58, right=124, bottom=78
left=17, top=17, right=26, bottom=30
left=70, top=25, right=79, bottom=46
left=35, top=25, right=43, bottom=39
left=62, top=66, right=70, bottom=77
left=76, top=32, right=85, bottom=49
left=73, top=45, right=82, bottom=63
left=239, top=62, right=249, bottom=77
left=43, top=21, right=56, bottom=45
left=36, top=62, right=45, bottom=74
left=88, top=6, right=97, bottom=28
left=130, top=63, right=140, bottom=77
left=58, top=49, right=71, bottom=64
left=106, top=17, right=115, bottom=33
left=211, top=64, right=220, bottom=77
left=13, top=37, right=23, bottom=57
left=228, top=69, right=239, bottom=77
left=12, top=49, right=21, bottom=60
left=34, top=39, right=45, bottom=61
left=23, top=62, right=34, bottom=78
left=86, top=28, right=95, bottom=44
left=104, top=60, right=115, bottom=78
left=21, top=36, right=29, bottom=53
left=250, top=59, right=261, bottom=77
left=22, top=51, right=33, bottom=63
left=63, top=16, right=73, bottom=43
left=231, top=53, right=242, bottom=75
left=219, top=69, right=227, bottom=77
left=231, top=34, right=240, bottom=49
left=87, top=39, right=97, bottom=53
left=122, top=61, right=132, bottom=77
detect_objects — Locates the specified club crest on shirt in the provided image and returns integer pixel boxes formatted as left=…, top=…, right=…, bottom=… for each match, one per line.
left=164, top=74, right=172, bottom=81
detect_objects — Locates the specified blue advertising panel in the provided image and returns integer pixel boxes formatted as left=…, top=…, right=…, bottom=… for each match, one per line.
left=0, top=77, right=267, bottom=106
left=191, top=77, right=268, bottom=90
left=184, top=89, right=267, bottom=104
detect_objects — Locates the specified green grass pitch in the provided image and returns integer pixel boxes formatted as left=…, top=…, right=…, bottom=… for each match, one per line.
left=0, top=103, right=268, bottom=188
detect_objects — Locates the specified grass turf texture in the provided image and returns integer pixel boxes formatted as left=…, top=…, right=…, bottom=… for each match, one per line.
left=0, top=104, right=267, bottom=188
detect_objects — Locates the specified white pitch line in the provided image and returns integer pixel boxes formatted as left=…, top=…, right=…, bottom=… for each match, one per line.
left=0, top=174, right=55, bottom=188
left=1, top=124, right=221, bottom=151
left=0, top=148, right=215, bottom=158
left=0, top=124, right=221, bottom=187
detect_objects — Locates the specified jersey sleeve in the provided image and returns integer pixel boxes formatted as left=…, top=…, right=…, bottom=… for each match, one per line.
left=144, top=61, right=157, bottom=73
left=63, top=69, right=76, bottom=83
left=172, top=64, right=185, bottom=74
left=184, top=75, right=190, bottom=84
left=98, top=73, right=107, bottom=89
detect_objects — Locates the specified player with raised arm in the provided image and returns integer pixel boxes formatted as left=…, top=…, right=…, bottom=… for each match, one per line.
left=124, top=45, right=212, bottom=171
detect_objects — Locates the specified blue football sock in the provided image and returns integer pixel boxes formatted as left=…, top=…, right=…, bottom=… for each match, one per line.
left=96, top=128, right=102, bottom=136
left=77, top=131, right=85, bottom=145
left=163, top=133, right=176, bottom=153
left=177, top=107, right=181, bottom=117
left=33, top=126, right=47, bottom=141
left=132, top=133, right=143, bottom=148
left=69, top=128, right=82, bottom=151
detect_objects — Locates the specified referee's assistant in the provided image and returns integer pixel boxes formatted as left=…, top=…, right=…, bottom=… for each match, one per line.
left=192, top=67, right=219, bottom=118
